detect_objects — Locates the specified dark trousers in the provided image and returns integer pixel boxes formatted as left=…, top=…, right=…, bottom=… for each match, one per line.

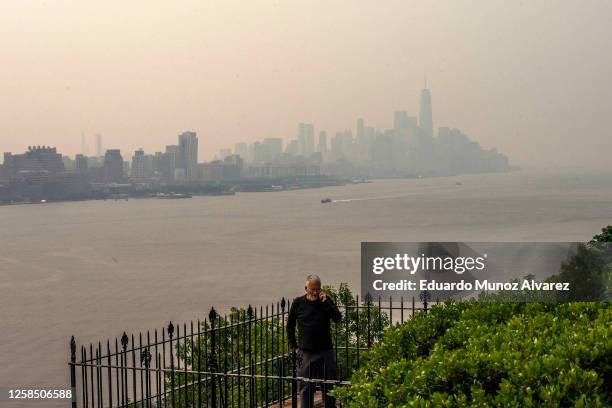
left=297, top=349, right=337, bottom=408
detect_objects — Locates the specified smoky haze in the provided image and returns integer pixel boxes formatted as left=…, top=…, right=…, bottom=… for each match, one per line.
left=0, top=0, right=611, bottom=169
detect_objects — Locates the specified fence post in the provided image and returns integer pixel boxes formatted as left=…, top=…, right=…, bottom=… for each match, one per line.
left=250, top=357, right=255, bottom=408
left=365, top=293, right=372, bottom=349
left=121, top=332, right=129, bottom=407
left=168, top=322, right=175, bottom=407
left=247, top=305, right=254, bottom=408
left=70, top=336, right=77, bottom=408
left=209, top=308, right=218, bottom=408
left=344, top=293, right=350, bottom=380
left=291, top=347, right=297, bottom=408
left=141, top=346, right=152, bottom=408
left=223, top=315, right=229, bottom=408
left=420, top=290, right=431, bottom=313
left=279, top=298, right=286, bottom=408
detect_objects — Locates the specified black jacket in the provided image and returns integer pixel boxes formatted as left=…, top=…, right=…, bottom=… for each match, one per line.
left=287, top=295, right=342, bottom=351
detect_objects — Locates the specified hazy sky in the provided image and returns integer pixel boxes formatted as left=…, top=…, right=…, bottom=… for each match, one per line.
left=1, top=1, right=611, bottom=168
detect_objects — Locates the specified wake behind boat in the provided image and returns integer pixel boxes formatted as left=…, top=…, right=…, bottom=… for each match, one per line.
left=155, top=193, right=192, bottom=199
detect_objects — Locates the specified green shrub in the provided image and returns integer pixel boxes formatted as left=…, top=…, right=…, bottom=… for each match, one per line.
left=333, top=301, right=611, bottom=407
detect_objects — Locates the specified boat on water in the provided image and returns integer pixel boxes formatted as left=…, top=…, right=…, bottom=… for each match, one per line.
left=321, top=198, right=332, bottom=203
left=350, top=178, right=372, bottom=184
left=156, top=193, right=192, bottom=199
left=207, top=190, right=236, bottom=196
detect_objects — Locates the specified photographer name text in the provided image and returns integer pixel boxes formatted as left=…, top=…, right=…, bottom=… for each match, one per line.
left=372, top=279, right=570, bottom=292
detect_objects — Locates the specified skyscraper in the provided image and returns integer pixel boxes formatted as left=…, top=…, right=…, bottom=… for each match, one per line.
left=305, top=124, right=314, bottom=156
left=285, top=140, right=299, bottom=155
left=317, top=131, right=328, bottom=153
left=95, top=134, right=103, bottom=158
left=297, top=123, right=315, bottom=157
left=356, top=118, right=364, bottom=141
left=298, top=123, right=306, bottom=156
left=131, top=149, right=146, bottom=180
left=263, top=138, right=283, bottom=161
left=165, top=145, right=180, bottom=182
left=394, top=111, right=410, bottom=131
left=75, top=154, right=88, bottom=173
left=178, top=131, right=198, bottom=181
left=419, top=81, right=434, bottom=139
left=2, top=146, right=65, bottom=177
left=103, top=149, right=124, bottom=183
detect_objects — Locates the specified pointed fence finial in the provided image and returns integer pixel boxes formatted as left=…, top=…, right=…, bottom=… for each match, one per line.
left=141, top=347, right=152, bottom=368
left=167, top=321, right=174, bottom=338
left=419, top=290, right=431, bottom=302
left=209, top=307, right=217, bottom=322
left=70, top=336, right=76, bottom=362
left=120, top=332, right=129, bottom=350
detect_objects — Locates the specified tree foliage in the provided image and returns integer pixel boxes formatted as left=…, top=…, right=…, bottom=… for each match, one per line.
left=333, top=301, right=611, bottom=407
left=591, top=225, right=612, bottom=243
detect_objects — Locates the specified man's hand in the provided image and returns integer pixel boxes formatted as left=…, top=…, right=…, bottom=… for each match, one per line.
left=319, top=290, right=327, bottom=302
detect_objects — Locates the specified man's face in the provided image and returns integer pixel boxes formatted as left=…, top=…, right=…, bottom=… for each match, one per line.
left=305, top=280, right=321, bottom=301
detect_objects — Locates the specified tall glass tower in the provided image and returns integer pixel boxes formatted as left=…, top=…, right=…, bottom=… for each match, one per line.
left=178, top=131, right=198, bottom=181
left=419, top=80, right=434, bottom=138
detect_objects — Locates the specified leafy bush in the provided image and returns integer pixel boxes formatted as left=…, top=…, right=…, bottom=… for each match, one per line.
left=592, top=225, right=612, bottom=243
left=333, top=301, right=611, bottom=407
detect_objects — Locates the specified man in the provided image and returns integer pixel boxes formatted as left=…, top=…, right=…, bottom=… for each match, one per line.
left=287, top=275, right=342, bottom=408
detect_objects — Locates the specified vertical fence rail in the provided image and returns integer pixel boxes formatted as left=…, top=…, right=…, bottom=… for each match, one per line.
left=70, top=294, right=436, bottom=407
left=209, top=308, right=217, bottom=408
left=70, top=336, right=77, bottom=408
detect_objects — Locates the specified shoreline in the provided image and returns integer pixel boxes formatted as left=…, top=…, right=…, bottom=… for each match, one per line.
left=0, top=169, right=520, bottom=207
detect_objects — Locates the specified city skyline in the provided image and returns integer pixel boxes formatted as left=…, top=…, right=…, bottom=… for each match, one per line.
left=1, top=84, right=496, bottom=165
left=1, top=84, right=503, bottom=168
left=0, top=82, right=510, bottom=197
left=1, top=1, right=611, bottom=169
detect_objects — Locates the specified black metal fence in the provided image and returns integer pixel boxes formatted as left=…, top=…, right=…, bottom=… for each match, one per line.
left=69, top=292, right=437, bottom=407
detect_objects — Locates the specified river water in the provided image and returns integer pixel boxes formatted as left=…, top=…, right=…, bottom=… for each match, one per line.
left=1, top=168, right=611, bottom=404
